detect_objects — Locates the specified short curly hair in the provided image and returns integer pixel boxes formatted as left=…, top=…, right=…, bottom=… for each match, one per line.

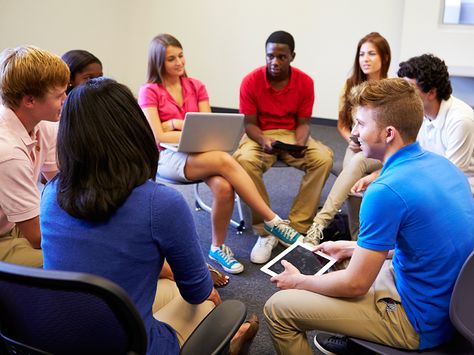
left=397, top=54, right=452, bottom=101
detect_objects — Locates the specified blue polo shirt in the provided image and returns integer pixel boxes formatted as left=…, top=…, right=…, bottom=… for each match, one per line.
left=357, top=142, right=474, bottom=349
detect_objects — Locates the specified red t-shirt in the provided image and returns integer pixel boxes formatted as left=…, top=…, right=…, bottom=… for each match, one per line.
left=239, top=66, right=314, bottom=130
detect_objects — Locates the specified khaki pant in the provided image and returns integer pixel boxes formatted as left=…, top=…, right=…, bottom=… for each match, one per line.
left=0, top=225, right=42, bottom=267
left=152, top=278, right=215, bottom=347
left=264, top=261, right=419, bottom=355
left=233, top=130, right=333, bottom=234
left=314, top=147, right=382, bottom=239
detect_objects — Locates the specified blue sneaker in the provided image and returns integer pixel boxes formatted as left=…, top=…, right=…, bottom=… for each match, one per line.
left=264, top=219, right=301, bottom=247
left=209, top=245, right=244, bottom=274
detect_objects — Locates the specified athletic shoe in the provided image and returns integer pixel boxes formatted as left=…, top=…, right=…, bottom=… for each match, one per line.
left=209, top=244, right=244, bottom=274
left=250, top=235, right=279, bottom=264
left=314, top=332, right=372, bottom=355
left=313, top=333, right=350, bottom=355
left=304, top=222, right=324, bottom=246
left=263, top=219, right=301, bottom=247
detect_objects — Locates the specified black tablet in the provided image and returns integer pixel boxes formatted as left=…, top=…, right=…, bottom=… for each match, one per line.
left=271, top=140, right=307, bottom=152
left=261, top=241, right=336, bottom=277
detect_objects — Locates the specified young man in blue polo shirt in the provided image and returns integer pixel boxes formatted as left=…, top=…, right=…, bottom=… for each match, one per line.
left=264, top=78, right=474, bottom=354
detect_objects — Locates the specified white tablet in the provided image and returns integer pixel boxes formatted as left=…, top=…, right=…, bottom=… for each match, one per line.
left=261, top=241, right=337, bottom=277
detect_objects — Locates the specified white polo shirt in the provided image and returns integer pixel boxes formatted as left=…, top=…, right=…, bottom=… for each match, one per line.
left=417, top=96, right=474, bottom=193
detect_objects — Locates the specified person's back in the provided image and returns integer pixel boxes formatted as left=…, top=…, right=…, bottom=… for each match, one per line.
left=41, top=179, right=210, bottom=352
left=361, top=143, right=474, bottom=347
left=40, top=78, right=216, bottom=355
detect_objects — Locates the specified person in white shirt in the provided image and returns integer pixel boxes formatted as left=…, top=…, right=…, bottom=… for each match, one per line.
left=354, top=54, right=474, bottom=196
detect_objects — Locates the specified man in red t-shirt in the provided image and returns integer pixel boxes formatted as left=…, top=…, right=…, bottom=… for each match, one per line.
left=233, top=31, right=333, bottom=264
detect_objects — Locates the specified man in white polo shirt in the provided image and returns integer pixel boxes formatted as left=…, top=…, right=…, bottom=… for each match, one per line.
left=0, top=45, right=69, bottom=266
left=398, top=53, right=474, bottom=195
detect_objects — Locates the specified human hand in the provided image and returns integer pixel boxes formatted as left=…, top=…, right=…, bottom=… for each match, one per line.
left=288, top=147, right=307, bottom=158
left=348, top=139, right=362, bottom=153
left=161, top=119, right=184, bottom=132
left=261, top=136, right=276, bottom=154
left=159, top=260, right=174, bottom=280
left=351, top=171, right=378, bottom=194
left=207, top=287, right=222, bottom=306
left=172, top=119, right=184, bottom=131
left=270, top=260, right=302, bottom=290
left=313, top=240, right=355, bottom=261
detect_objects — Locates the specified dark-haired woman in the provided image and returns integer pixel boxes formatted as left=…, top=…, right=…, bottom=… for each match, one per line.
left=306, top=32, right=391, bottom=244
left=40, top=78, right=257, bottom=355
left=61, top=49, right=103, bottom=93
left=139, top=34, right=301, bottom=275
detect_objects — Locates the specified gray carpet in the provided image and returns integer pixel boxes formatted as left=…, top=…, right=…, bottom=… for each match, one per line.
left=165, top=123, right=347, bottom=354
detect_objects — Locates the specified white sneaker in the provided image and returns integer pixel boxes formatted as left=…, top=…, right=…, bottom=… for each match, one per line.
left=250, top=235, right=279, bottom=264
left=304, top=223, right=324, bottom=246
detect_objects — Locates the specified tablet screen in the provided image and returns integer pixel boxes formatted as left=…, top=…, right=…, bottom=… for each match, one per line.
left=261, top=241, right=336, bottom=277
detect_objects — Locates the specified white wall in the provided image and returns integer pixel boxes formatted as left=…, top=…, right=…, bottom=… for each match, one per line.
left=1, top=0, right=472, bottom=119
left=0, top=0, right=133, bottom=86
left=401, top=0, right=474, bottom=77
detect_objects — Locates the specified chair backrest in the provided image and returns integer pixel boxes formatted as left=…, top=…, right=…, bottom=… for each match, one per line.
left=449, top=250, right=474, bottom=349
left=0, top=262, right=147, bottom=355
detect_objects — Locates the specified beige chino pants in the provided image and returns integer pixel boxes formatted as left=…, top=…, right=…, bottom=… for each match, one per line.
left=152, top=278, right=215, bottom=347
left=0, top=225, right=43, bottom=267
left=233, top=130, right=333, bottom=234
left=314, top=147, right=382, bottom=239
left=264, top=261, right=419, bottom=354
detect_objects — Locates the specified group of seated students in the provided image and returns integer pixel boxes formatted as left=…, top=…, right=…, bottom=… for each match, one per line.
left=0, top=28, right=473, bottom=355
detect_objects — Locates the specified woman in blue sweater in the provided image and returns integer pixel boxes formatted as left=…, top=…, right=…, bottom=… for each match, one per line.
left=40, top=77, right=256, bottom=354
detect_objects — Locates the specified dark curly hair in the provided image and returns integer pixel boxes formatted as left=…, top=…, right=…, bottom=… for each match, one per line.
left=397, top=54, right=452, bottom=101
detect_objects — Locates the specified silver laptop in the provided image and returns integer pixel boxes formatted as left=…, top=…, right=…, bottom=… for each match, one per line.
left=160, top=112, right=244, bottom=153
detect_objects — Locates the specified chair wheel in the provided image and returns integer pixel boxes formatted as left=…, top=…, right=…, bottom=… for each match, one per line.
left=236, top=221, right=245, bottom=234
left=195, top=201, right=202, bottom=211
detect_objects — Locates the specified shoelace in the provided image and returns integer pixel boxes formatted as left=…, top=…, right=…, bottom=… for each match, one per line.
left=258, top=237, right=274, bottom=246
left=218, top=245, right=235, bottom=263
left=327, top=335, right=348, bottom=346
left=274, top=220, right=299, bottom=240
left=305, top=223, right=324, bottom=244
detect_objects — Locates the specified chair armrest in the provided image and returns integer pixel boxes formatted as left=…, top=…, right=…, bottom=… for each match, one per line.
left=180, top=299, right=247, bottom=355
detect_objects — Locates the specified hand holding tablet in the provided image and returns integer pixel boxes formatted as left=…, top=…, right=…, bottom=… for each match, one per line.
left=261, top=241, right=336, bottom=277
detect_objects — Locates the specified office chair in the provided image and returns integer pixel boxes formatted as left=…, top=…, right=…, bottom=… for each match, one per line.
left=0, top=262, right=246, bottom=355
left=349, top=250, right=474, bottom=354
left=156, top=174, right=246, bottom=233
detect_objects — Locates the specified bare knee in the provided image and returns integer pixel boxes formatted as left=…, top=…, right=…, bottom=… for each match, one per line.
left=208, top=176, right=234, bottom=201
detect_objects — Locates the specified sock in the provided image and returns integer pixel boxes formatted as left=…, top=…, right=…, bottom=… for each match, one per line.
left=210, top=244, right=222, bottom=252
left=264, top=215, right=282, bottom=228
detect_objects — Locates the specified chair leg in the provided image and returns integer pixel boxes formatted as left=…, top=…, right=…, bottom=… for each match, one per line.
left=194, top=184, right=245, bottom=234
left=233, top=195, right=245, bottom=234
left=194, top=183, right=212, bottom=214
